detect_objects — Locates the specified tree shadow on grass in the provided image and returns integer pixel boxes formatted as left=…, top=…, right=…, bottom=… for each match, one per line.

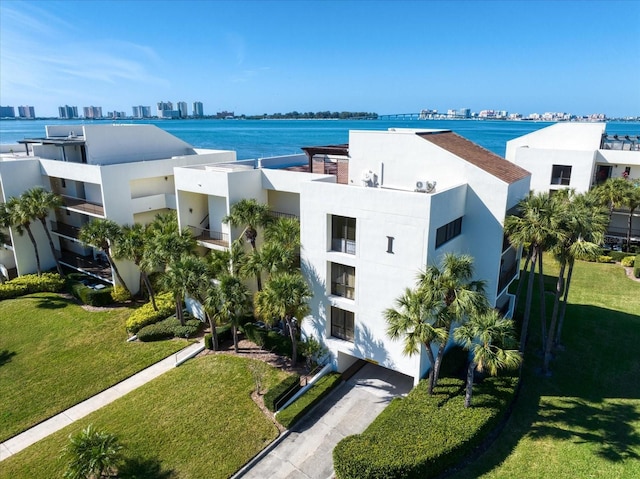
left=118, top=456, right=176, bottom=479
left=0, top=349, right=17, bottom=367
left=27, top=293, right=72, bottom=310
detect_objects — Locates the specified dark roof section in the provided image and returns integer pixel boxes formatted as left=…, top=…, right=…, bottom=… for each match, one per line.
left=300, top=144, right=349, bottom=158
left=417, top=131, right=530, bottom=184
left=18, top=137, right=86, bottom=146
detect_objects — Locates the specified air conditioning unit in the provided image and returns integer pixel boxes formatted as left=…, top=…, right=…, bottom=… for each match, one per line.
left=362, top=169, right=377, bottom=187
left=415, top=180, right=436, bottom=193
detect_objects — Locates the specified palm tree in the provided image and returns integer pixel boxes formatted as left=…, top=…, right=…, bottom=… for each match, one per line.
left=223, top=199, right=272, bottom=290
left=622, top=185, right=640, bottom=252
left=216, top=274, right=251, bottom=353
left=159, top=254, right=198, bottom=326
left=385, top=287, right=448, bottom=394
left=144, top=216, right=196, bottom=273
left=112, top=223, right=157, bottom=310
left=454, top=309, right=521, bottom=408
left=593, top=177, right=633, bottom=222
left=3, top=196, right=41, bottom=275
left=61, top=424, right=123, bottom=479
left=254, top=272, right=311, bottom=363
left=504, top=192, right=561, bottom=352
left=79, top=219, right=129, bottom=295
left=21, top=187, right=64, bottom=276
left=415, top=253, right=488, bottom=391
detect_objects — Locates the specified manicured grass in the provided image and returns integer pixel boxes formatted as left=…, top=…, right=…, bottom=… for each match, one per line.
left=0, top=355, right=289, bottom=479
left=0, top=293, right=188, bottom=442
left=450, top=260, right=640, bottom=479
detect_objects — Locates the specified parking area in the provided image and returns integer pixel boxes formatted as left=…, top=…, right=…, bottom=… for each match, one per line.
left=237, top=362, right=413, bottom=479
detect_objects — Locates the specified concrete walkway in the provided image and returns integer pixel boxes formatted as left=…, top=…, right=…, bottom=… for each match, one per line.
left=0, top=340, right=204, bottom=461
left=236, top=363, right=413, bottom=479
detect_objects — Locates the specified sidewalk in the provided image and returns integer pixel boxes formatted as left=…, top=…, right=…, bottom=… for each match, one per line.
left=0, top=340, right=204, bottom=461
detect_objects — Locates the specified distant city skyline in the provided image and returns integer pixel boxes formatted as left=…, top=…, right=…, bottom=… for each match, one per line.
left=1, top=0, right=638, bottom=118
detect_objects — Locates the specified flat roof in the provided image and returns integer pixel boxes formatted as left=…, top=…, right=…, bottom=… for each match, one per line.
left=18, top=137, right=86, bottom=146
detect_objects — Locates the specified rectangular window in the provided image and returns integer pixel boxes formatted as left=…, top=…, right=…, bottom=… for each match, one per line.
left=331, top=307, right=354, bottom=341
left=331, top=215, right=356, bottom=254
left=551, top=165, right=572, bottom=185
left=435, top=217, right=462, bottom=248
left=331, top=263, right=355, bottom=299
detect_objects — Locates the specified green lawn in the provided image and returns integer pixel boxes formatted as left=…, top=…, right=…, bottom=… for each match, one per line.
left=0, top=293, right=188, bottom=442
left=0, top=355, right=288, bottom=479
left=450, top=260, right=640, bottom=479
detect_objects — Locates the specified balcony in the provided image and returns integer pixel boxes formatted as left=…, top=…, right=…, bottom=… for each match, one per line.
left=270, top=210, right=299, bottom=220
left=50, top=221, right=82, bottom=241
left=189, top=225, right=229, bottom=248
left=601, top=134, right=640, bottom=151
left=498, top=247, right=518, bottom=294
left=60, top=195, right=104, bottom=217
left=59, top=250, right=113, bottom=283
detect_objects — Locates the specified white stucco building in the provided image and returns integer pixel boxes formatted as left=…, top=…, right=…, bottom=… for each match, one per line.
left=0, top=124, right=234, bottom=288
left=505, top=122, right=640, bottom=246
left=174, top=128, right=531, bottom=384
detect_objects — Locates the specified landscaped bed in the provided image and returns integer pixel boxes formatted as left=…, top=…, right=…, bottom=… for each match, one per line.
left=0, top=292, right=188, bottom=442
left=0, top=355, right=291, bottom=479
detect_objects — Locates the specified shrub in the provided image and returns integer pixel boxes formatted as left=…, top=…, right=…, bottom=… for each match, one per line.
left=333, top=376, right=518, bottom=479
left=241, top=322, right=267, bottom=345
left=0, top=273, right=65, bottom=299
left=173, top=319, right=202, bottom=339
left=601, top=250, right=630, bottom=262
left=125, top=293, right=174, bottom=333
left=621, top=256, right=636, bottom=267
left=216, top=323, right=232, bottom=343
left=204, top=333, right=213, bottom=350
left=137, top=317, right=180, bottom=342
left=110, top=285, right=131, bottom=303
left=277, top=373, right=342, bottom=429
left=596, top=255, right=614, bottom=264
left=264, top=374, right=301, bottom=412
left=635, top=254, right=640, bottom=278
left=70, top=283, right=114, bottom=307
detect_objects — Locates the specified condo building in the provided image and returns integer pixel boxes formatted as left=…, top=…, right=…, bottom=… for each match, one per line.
left=17, top=106, right=36, bottom=119
left=58, top=105, right=79, bottom=119
left=193, top=101, right=204, bottom=118
left=173, top=128, right=530, bottom=384
left=505, top=122, right=640, bottom=246
left=0, top=124, right=234, bottom=287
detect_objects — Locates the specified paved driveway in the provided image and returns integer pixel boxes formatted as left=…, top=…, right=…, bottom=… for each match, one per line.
left=237, top=363, right=413, bottom=479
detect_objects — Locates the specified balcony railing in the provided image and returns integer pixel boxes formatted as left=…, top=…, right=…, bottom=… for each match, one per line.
left=269, top=210, right=299, bottom=220
left=498, top=260, right=518, bottom=294
left=331, top=238, right=356, bottom=255
left=60, top=195, right=104, bottom=217
left=331, top=282, right=355, bottom=300
left=601, top=134, right=640, bottom=151
left=189, top=225, right=229, bottom=247
left=58, top=249, right=113, bottom=283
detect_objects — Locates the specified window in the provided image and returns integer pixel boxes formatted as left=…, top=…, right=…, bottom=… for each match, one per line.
left=551, top=165, right=572, bottom=185
left=435, top=217, right=462, bottom=248
left=331, top=263, right=355, bottom=299
left=331, top=307, right=354, bottom=341
left=331, top=215, right=356, bottom=254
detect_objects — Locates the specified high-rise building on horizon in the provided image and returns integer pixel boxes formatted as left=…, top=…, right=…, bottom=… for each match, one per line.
left=132, top=105, right=152, bottom=119
left=177, top=101, right=188, bottom=119
left=157, top=101, right=178, bottom=119
left=83, top=106, right=103, bottom=119
left=58, top=105, right=78, bottom=119
left=0, top=106, right=15, bottom=118
left=18, top=106, right=36, bottom=119
left=193, top=101, right=204, bottom=118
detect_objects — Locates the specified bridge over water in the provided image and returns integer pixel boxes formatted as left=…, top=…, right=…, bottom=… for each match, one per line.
left=377, top=113, right=422, bottom=120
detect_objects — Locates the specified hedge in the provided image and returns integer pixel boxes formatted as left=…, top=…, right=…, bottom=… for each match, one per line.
left=242, top=322, right=293, bottom=357
left=277, top=373, right=342, bottom=429
left=125, top=293, right=174, bottom=333
left=68, top=281, right=113, bottom=306
left=137, top=317, right=202, bottom=342
left=264, top=374, right=301, bottom=412
left=333, top=376, right=518, bottom=479
left=635, top=254, right=640, bottom=278
left=601, top=250, right=631, bottom=262
left=0, top=273, right=65, bottom=300
left=621, top=256, right=636, bottom=267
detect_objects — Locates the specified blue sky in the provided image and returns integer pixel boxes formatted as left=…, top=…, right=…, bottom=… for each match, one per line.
left=1, top=0, right=638, bottom=118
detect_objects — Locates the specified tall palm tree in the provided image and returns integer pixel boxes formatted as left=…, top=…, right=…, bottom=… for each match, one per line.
left=79, top=219, right=129, bottom=295
left=504, top=192, right=561, bottom=352
left=385, top=287, right=448, bottom=394
left=223, top=199, right=272, bottom=290
left=415, top=253, right=488, bottom=391
left=593, top=177, right=633, bottom=222
left=622, top=185, right=640, bottom=251
left=3, top=196, right=41, bottom=275
left=143, top=212, right=196, bottom=275
left=159, top=254, right=200, bottom=326
left=254, top=272, right=311, bottom=363
left=454, top=309, right=521, bottom=408
left=112, top=223, right=157, bottom=309
left=21, top=187, right=64, bottom=276
left=216, top=274, right=251, bottom=353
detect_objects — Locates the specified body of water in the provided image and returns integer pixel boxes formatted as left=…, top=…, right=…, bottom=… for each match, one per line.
left=1, top=118, right=639, bottom=159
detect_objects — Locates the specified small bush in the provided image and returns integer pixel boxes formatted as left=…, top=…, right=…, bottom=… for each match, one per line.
left=110, top=285, right=131, bottom=303
left=596, top=255, right=614, bottom=264
left=216, top=323, right=232, bottom=343
left=621, top=256, right=636, bottom=267
left=137, top=317, right=180, bottom=342
left=635, top=254, right=640, bottom=278
left=125, top=293, right=174, bottom=333
left=277, top=373, right=342, bottom=429
left=242, top=322, right=267, bottom=345
left=264, top=374, right=301, bottom=412
left=204, top=333, right=213, bottom=350
left=601, top=250, right=630, bottom=262
left=0, top=273, right=65, bottom=299
left=173, top=319, right=202, bottom=338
